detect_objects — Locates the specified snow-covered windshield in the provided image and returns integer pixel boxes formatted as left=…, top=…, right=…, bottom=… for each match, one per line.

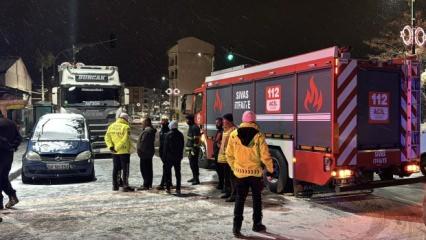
left=63, top=87, right=120, bottom=107
left=32, top=118, right=86, bottom=141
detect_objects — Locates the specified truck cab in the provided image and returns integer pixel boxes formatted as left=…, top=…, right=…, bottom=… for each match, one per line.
left=51, top=62, right=129, bottom=157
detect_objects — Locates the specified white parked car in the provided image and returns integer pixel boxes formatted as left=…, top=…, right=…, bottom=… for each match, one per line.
left=131, top=115, right=143, bottom=125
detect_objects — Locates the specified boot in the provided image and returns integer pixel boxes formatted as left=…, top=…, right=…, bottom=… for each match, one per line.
left=225, top=196, right=235, bottom=202
left=233, top=220, right=243, bottom=238
left=252, top=223, right=266, bottom=232
left=175, top=189, right=181, bottom=195
left=191, top=178, right=200, bottom=185
left=5, top=193, right=19, bottom=209
left=156, top=185, right=165, bottom=190
left=220, top=193, right=230, bottom=199
left=0, top=197, right=3, bottom=210
left=187, top=178, right=195, bottom=183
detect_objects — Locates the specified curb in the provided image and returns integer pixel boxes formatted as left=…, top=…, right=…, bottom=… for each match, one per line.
left=8, top=167, right=22, bottom=181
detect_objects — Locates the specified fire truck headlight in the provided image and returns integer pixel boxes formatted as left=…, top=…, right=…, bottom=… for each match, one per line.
left=405, top=164, right=420, bottom=173
left=332, top=169, right=353, bottom=179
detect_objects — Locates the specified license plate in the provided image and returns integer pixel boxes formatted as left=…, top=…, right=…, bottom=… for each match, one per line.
left=47, top=163, right=70, bottom=170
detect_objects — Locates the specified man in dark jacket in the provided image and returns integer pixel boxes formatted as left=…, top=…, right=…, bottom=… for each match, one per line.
left=0, top=117, right=22, bottom=212
left=213, top=117, right=223, bottom=190
left=163, top=120, right=184, bottom=195
left=137, top=118, right=157, bottom=190
left=157, top=118, right=170, bottom=190
left=185, top=114, right=201, bottom=185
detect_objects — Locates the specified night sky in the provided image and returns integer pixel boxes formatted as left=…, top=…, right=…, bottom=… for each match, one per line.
left=0, top=0, right=421, bottom=88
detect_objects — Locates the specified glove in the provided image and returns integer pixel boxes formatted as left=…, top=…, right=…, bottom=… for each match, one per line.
left=109, top=146, right=116, bottom=153
left=266, top=171, right=274, bottom=182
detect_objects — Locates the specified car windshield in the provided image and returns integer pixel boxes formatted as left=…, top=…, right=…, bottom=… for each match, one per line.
left=32, top=118, right=86, bottom=141
left=63, top=87, right=120, bottom=107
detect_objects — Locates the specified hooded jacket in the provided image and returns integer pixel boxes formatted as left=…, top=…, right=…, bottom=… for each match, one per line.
left=163, top=128, right=184, bottom=162
left=105, top=118, right=131, bottom=154
left=137, top=125, right=157, bottom=159
left=226, top=122, right=273, bottom=178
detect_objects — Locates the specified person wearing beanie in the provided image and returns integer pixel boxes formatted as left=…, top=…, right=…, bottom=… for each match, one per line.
left=185, top=114, right=201, bottom=185
left=163, top=120, right=184, bottom=194
left=105, top=112, right=132, bottom=192
left=217, top=113, right=237, bottom=202
left=157, top=118, right=170, bottom=190
left=226, top=110, right=273, bottom=237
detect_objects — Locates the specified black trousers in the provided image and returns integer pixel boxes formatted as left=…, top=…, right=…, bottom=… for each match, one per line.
left=140, top=157, right=153, bottom=188
left=223, top=163, right=236, bottom=197
left=188, top=148, right=200, bottom=179
left=159, top=158, right=166, bottom=187
left=234, top=176, right=263, bottom=225
left=165, top=159, right=181, bottom=191
left=215, top=160, right=225, bottom=188
left=0, top=151, right=15, bottom=199
left=112, top=154, right=130, bottom=189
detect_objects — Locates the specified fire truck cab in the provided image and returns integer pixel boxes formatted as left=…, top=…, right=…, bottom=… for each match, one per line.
left=181, top=46, right=425, bottom=195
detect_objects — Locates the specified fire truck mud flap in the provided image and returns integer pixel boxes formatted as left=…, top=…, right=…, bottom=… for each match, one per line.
left=335, top=176, right=426, bottom=193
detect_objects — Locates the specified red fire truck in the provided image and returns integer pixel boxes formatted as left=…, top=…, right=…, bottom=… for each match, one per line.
left=181, top=46, right=425, bottom=194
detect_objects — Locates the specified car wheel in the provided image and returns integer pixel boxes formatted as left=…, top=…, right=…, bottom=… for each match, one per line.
left=263, top=148, right=288, bottom=194
left=21, top=169, right=32, bottom=184
left=421, top=154, right=426, bottom=176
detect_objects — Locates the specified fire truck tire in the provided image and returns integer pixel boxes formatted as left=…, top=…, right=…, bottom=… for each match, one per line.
left=264, top=148, right=288, bottom=194
left=378, top=168, right=394, bottom=181
left=198, top=144, right=210, bottom=169
left=421, top=154, right=426, bottom=176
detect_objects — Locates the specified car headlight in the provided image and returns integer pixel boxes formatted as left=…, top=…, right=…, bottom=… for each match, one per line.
left=25, top=151, right=41, bottom=161
left=75, top=151, right=92, bottom=161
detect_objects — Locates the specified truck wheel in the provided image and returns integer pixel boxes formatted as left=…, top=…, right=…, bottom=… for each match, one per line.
left=264, top=148, right=288, bottom=194
left=421, top=154, right=426, bottom=176
left=379, top=168, right=394, bottom=181
left=21, top=169, right=31, bottom=184
left=198, top=144, right=210, bottom=169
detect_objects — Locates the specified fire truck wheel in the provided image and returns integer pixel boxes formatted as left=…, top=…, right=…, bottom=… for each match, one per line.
left=198, top=144, right=210, bottom=169
left=378, top=168, right=394, bottom=181
left=264, top=148, right=287, bottom=194
left=420, top=155, right=426, bottom=176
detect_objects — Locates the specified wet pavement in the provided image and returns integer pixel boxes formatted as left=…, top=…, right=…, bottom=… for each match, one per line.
left=1, top=152, right=426, bottom=239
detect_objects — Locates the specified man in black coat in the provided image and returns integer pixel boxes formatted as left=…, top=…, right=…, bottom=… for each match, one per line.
left=137, top=118, right=157, bottom=190
left=163, top=120, right=184, bottom=195
left=0, top=117, right=22, bottom=213
left=157, top=118, right=170, bottom=190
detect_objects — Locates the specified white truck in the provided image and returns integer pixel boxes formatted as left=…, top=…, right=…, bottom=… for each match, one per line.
left=51, top=62, right=129, bottom=157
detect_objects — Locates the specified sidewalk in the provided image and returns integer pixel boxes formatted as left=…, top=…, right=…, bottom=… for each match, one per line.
left=8, top=141, right=26, bottom=181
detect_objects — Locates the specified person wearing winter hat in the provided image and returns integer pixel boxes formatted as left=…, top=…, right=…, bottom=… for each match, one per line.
left=217, top=113, right=237, bottom=202
left=105, top=112, right=132, bottom=192
left=163, top=120, right=184, bottom=194
left=226, top=110, right=274, bottom=237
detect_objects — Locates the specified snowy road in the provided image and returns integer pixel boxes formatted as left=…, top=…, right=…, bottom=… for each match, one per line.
left=1, top=154, right=426, bottom=240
